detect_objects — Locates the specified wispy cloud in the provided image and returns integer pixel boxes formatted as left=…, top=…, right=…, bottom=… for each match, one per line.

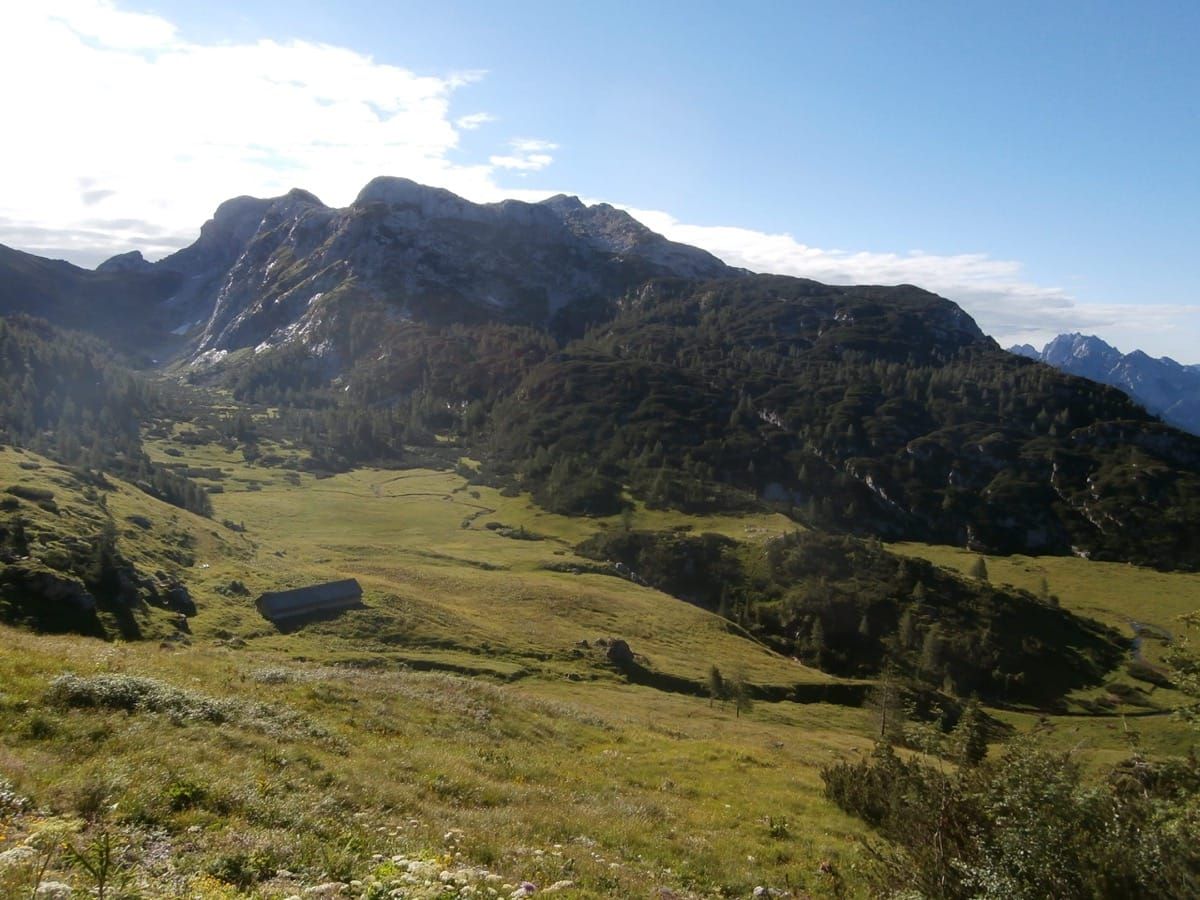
left=489, top=138, right=559, bottom=172
left=455, top=112, right=496, bottom=130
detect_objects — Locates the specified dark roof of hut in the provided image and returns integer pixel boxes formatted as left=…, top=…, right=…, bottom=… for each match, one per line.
left=256, top=578, right=363, bottom=620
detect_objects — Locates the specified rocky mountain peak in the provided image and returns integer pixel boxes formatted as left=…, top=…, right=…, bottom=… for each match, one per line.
left=207, top=195, right=274, bottom=243
left=1042, top=333, right=1120, bottom=367
left=95, top=250, right=152, bottom=274
left=282, top=187, right=324, bottom=206
left=353, top=176, right=473, bottom=216
left=128, top=176, right=733, bottom=360
left=9, top=176, right=740, bottom=364
left=538, top=194, right=587, bottom=214
left=1011, top=332, right=1200, bottom=436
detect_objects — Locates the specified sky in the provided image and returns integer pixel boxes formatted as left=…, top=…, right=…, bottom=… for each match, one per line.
left=2, top=1, right=1198, bottom=360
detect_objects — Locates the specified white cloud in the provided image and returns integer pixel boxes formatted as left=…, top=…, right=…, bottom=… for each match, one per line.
left=455, top=112, right=496, bottom=130
left=510, top=139, right=557, bottom=153
left=42, top=0, right=179, bottom=49
left=489, top=138, right=559, bottom=171
left=0, top=1, right=553, bottom=262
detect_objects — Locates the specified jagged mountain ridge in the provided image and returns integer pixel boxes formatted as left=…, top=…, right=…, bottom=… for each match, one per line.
left=133, top=178, right=732, bottom=360
left=1011, top=334, right=1200, bottom=436
left=1, top=178, right=731, bottom=363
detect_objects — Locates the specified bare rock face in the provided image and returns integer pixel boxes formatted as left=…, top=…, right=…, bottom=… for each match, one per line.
left=129, top=177, right=733, bottom=364
left=539, top=193, right=729, bottom=278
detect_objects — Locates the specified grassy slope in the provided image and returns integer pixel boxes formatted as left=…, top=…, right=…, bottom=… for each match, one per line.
left=0, top=445, right=241, bottom=640
left=2, top=433, right=1198, bottom=897
left=140, top=435, right=830, bottom=690
left=888, top=542, right=1200, bottom=637
left=890, top=541, right=1200, bottom=758
left=0, top=627, right=873, bottom=898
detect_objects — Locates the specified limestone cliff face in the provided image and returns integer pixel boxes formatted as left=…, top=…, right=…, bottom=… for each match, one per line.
left=138, top=177, right=730, bottom=361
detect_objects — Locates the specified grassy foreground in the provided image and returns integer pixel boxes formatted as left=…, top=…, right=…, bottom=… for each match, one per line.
left=1, top=444, right=871, bottom=897
left=1, top=436, right=1197, bottom=897
left=0, top=626, right=874, bottom=898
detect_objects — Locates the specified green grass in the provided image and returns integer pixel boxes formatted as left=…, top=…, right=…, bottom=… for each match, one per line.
left=3, top=437, right=1199, bottom=896
left=0, top=445, right=243, bottom=640
left=890, top=541, right=1200, bottom=721
left=0, top=626, right=873, bottom=898
left=889, top=542, right=1200, bottom=633
left=178, top=459, right=839, bottom=689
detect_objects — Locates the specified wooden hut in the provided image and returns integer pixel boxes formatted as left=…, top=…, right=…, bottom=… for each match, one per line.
left=255, top=578, right=363, bottom=621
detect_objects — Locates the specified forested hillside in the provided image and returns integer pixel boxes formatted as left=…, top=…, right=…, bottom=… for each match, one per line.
left=218, top=274, right=1200, bottom=568
left=486, top=276, right=1200, bottom=567
left=0, top=244, right=180, bottom=360
left=577, top=529, right=1126, bottom=705
left=0, top=315, right=211, bottom=516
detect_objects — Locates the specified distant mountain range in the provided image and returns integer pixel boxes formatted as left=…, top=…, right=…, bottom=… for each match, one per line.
left=1010, top=334, right=1200, bottom=436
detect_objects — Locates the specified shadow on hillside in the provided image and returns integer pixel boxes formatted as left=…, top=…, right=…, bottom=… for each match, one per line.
left=270, top=602, right=367, bottom=634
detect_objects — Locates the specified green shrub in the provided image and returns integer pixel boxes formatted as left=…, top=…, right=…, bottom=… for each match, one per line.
left=22, top=713, right=58, bottom=740
left=822, top=738, right=1200, bottom=898
left=205, top=848, right=278, bottom=890
left=165, top=779, right=208, bottom=811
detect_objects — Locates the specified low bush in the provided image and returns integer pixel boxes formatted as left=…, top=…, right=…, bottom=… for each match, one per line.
left=822, top=738, right=1200, bottom=898
left=44, top=674, right=331, bottom=741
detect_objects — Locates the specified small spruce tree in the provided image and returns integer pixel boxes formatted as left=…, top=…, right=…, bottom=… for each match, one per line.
left=808, top=617, right=826, bottom=667
left=707, top=665, right=726, bottom=708
left=867, top=660, right=905, bottom=741
left=951, top=698, right=989, bottom=766
left=920, top=624, right=944, bottom=677
left=897, top=607, right=918, bottom=651
left=730, top=672, right=753, bottom=718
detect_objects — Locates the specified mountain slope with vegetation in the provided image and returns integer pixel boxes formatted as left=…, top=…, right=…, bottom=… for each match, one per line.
left=206, top=267, right=1200, bottom=569
left=0, top=315, right=211, bottom=516
left=0, top=447, right=214, bottom=639
left=1012, top=332, right=1200, bottom=437
left=578, top=528, right=1126, bottom=705
left=480, top=276, right=1200, bottom=568
left=5, top=177, right=1200, bottom=567
left=0, top=245, right=181, bottom=361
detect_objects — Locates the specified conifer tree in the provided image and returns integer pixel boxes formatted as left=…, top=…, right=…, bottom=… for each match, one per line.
left=866, top=660, right=905, bottom=741
left=951, top=698, right=989, bottom=766
left=730, top=672, right=753, bottom=718
left=707, top=665, right=726, bottom=708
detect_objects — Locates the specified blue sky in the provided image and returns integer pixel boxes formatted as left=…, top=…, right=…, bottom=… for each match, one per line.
left=3, top=1, right=1198, bottom=359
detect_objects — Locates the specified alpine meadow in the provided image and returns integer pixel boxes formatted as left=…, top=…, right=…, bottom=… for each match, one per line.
left=2, top=3, right=1200, bottom=899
